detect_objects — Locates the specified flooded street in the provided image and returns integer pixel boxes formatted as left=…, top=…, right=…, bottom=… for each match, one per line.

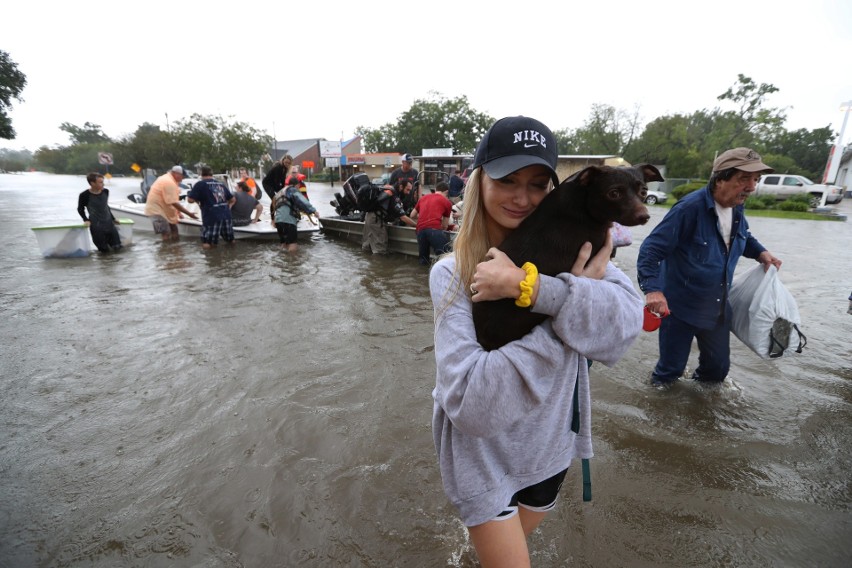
left=1, top=173, right=850, bottom=567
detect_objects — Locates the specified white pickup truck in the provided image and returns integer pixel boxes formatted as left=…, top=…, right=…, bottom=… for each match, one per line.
left=755, top=174, right=844, bottom=207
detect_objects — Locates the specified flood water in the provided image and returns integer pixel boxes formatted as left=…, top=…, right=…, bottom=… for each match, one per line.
left=1, top=172, right=850, bottom=568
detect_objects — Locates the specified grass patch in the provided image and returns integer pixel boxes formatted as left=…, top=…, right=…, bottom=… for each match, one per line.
left=739, top=209, right=841, bottom=221
left=646, top=202, right=842, bottom=221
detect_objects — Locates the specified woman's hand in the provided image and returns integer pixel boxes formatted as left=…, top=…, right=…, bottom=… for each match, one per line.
left=571, top=232, right=612, bottom=280
left=470, top=248, right=526, bottom=303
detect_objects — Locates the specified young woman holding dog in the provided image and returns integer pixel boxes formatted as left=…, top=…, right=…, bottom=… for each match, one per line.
left=429, top=116, right=643, bottom=567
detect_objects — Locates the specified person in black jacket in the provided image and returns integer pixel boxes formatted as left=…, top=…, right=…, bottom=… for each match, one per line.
left=77, top=172, right=122, bottom=252
left=262, top=154, right=293, bottom=200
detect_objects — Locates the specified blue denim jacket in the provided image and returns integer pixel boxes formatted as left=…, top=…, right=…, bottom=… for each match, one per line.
left=273, top=187, right=317, bottom=225
left=637, top=186, right=766, bottom=329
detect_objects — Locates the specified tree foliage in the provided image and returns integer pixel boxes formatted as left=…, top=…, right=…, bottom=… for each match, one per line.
left=11, top=75, right=836, bottom=181
left=621, top=74, right=832, bottom=179
left=60, top=122, right=111, bottom=145
left=356, top=92, right=493, bottom=154
left=170, top=113, right=272, bottom=173
left=558, top=104, right=643, bottom=156
left=0, top=147, right=33, bottom=171
left=112, top=123, right=174, bottom=171
left=32, top=114, right=272, bottom=175
left=0, top=50, right=27, bottom=140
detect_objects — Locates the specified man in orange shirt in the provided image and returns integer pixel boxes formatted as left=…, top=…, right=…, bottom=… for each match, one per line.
left=144, top=165, right=199, bottom=241
left=239, top=168, right=264, bottom=202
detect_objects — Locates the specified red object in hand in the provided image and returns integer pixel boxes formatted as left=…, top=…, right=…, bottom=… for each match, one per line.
left=642, top=305, right=666, bottom=332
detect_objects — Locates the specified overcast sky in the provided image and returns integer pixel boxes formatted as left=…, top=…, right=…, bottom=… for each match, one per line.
left=3, top=0, right=851, bottom=152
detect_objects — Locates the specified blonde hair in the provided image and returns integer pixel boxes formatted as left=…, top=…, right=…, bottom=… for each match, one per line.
left=435, top=165, right=556, bottom=316
left=435, top=168, right=492, bottom=314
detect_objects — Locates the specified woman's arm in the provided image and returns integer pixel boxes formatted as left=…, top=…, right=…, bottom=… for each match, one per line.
left=533, top=266, right=643, bottom=365
left=431, top=259, right=575, bottom=436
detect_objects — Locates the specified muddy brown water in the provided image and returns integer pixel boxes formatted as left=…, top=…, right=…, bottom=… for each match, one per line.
left=1, top=173, right=850, bottom=567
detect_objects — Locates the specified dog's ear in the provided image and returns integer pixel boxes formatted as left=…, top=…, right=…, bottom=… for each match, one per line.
left=636, top=164, right=664, bottom=182
left=571, top=165, right=605, bottom=186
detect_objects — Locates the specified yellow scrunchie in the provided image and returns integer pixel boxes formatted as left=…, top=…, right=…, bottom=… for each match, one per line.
left=515, top=262, right=538, bottom=308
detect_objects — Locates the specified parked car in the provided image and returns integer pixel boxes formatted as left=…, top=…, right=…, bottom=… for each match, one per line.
left=644, top=189, right=668, bottom=205
left=755, top=174, right=843, bottom=207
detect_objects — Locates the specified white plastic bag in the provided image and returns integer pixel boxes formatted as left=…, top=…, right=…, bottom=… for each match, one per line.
left=728, top=265, right=806, bottom=359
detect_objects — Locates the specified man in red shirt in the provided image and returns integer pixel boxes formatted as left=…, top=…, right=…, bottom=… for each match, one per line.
left=411, top=181, right=453, bottom=265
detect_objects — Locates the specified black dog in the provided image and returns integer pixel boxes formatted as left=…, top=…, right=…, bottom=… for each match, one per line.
left=472, top=164, right=663, bottom=351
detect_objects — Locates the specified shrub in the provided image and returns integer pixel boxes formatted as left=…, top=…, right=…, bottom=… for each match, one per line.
left=672, top=181, right=706, bottom=201
left=787, top=193, right=812, bottom=205
left=745, top=196, right=767, bottom=210
left=777, top=200, right=809, bottom=212
left=754, top=195, right=777, bottom=208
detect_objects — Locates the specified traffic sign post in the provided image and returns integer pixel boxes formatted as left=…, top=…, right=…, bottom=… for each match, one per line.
left=98, top=152, right=113, bottom=178
left=320, top=141, right=343, bottom=187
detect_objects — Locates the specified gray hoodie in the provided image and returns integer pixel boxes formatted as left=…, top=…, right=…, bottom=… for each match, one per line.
left=429, top=256, right=643, bottom=526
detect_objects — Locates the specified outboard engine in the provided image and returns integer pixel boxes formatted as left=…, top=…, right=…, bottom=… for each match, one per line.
left=332, top=173, right=373, bottom=218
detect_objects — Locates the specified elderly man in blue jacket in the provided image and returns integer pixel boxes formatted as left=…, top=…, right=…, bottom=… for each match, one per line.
left=637, top=148, right=783, bottom=387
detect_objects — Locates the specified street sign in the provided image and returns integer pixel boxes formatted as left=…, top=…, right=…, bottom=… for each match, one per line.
left=326, top=157, right=339, bottom=168
left=319, top=140, right=341, bottom=158
left=98, top=152, right=113, bottom=165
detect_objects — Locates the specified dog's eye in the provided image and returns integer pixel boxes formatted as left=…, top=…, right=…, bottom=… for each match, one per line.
left=607, top=189, right=622, bottom=199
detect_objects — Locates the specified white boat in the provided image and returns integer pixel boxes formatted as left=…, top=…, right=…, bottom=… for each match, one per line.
left=32, top=219, right=134, bottom=257
left=108, top=200, right=319, bottom=241
left=113, top=169, right=319, bottom=240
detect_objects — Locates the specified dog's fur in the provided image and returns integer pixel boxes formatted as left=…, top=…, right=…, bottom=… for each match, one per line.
left=472, top=164, right=664, bottom=351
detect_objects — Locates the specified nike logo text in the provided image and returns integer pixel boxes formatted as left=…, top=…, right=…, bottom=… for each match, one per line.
left=513, top=129, right=547, bottom=148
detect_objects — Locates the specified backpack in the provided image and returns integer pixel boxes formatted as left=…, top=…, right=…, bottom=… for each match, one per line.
left=273, top=187, right=301, bottom=220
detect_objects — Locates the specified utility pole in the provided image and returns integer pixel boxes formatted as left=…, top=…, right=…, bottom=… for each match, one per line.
left=273, top=122, right=278, bottom=159
left=820, top=99, right=852, bottom=207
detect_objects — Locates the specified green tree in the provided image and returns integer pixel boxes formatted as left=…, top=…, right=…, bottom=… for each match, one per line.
left=59, top=121, right=111, bottom=145
left=0, top=50, right=27, bottom=140
left=64, top=143, right=106, bottom=174
left=763, top=126, right=833, bottom=180
left=0, top=148, right=32, bottom=171
left=552, top=128, right=580, bottom=155
left=170, top=113, right=271, bottom=172
left=33, top=142, right=110, bottom=175
left=355, top=123, right=398, bottom=154
left=112, top=122, right=174, bottom=171
left=715, top=74, right=786, bottom=151
left=569, top=104, right=642, bottom=156
left=625, top=111, right=714, bottom=177
left=357, top=92, right=493, bottom=154
left=32, top=145, right=68, bottom=173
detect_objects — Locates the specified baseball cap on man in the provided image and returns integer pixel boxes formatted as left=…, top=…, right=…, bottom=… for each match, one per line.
left=472, top=116, right=559, bottom=186
left=713, top=148, right=774, bottom=173
left=401, top=153, right=413, bottom=163
left=170, top=165, right=186, bottom=176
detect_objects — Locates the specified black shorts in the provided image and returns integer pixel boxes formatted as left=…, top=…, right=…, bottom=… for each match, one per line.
left=275, top=222, right=298, bottom=245
left=495, top=468, right=568, bottom=521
